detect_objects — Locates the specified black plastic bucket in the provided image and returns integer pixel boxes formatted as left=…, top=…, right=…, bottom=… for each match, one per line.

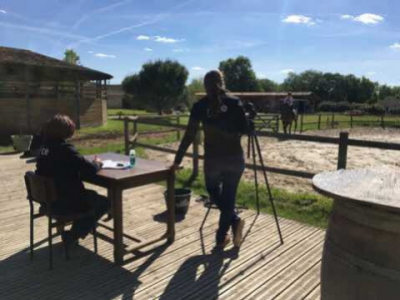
left=164, top=188, right=192, bottom=214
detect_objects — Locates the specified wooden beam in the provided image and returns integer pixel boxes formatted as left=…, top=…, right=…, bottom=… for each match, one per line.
left=75, top=81, right=81, bottom=129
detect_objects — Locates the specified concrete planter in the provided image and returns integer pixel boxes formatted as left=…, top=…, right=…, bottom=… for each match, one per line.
left=11, top=135, right=33, bottom=152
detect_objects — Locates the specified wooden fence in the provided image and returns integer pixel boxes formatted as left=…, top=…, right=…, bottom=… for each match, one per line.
left=121, top=115, right=400, bottom=180
left=297, top=112, right=400, bottom=133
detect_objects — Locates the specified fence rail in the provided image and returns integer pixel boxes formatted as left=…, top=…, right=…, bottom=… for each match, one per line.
left=121, top=115, right=400, bottom=181
left=298, top=112, right=400, bottom=132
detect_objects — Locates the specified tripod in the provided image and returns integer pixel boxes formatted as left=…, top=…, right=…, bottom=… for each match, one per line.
left=247, top=124, right=284, bottom=245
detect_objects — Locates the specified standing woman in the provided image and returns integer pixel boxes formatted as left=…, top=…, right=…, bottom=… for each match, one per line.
left=173, top=70, right=249, bottom=249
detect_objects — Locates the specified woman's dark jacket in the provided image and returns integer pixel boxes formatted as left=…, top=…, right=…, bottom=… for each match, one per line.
left=174, top=94, right=249, bottom=165
left=35, top=139, right=100, bottom=212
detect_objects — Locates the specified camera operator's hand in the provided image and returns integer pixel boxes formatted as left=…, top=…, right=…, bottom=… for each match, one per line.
left=170, top=163, right=181, bottom=172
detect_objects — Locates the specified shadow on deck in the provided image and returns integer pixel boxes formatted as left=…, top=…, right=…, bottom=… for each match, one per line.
left=0, top=154, right=323, bottom=300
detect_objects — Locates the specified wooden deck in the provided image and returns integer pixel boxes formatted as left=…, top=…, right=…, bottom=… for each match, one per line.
left=0, top=154, right=323, bottom=300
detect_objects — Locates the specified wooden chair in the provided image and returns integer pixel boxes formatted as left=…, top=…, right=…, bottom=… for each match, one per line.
left=24, top=171, right=98, bottom=269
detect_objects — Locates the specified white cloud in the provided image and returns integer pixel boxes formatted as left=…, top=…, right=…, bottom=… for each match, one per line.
left=390, top=43, right=400, bottom=50
left=282, top=15, right=315, bottom=26
left=137, top=35, right=150, bottom=40
left=0, top=9, right=6, bottom=14
left=87, top=50, right=94, bottom=54
left=341, top=13, right=384, bottom=25
left=154, top=35, right=182, bottom=43
left=191, top=66, right=205, bottom=71
left=256, top=73, right=267, bottom=79
left=366, top=71, right=376, bottom=76
left=280, top=69, right=295, bottom=74
left=172, top=48, right=190, bottom=53
left=72, top=0, right=132, bottom=29
left=144, top=47, right=153, bottom=52
left=341, top=14, right=353, bottom=20
left=94, top=53, right=116, bottom=58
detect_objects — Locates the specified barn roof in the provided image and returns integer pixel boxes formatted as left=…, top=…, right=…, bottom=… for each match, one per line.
left=0, top=46, right=113, bottom=81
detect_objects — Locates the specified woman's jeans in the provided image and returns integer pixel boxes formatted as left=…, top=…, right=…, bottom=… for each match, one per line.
left=52, top=190, right=109, bottom=240
left=204, top=155, right=245, bottom=244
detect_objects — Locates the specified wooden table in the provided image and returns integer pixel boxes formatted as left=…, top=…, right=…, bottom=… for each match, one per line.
left=83, top=153, right=175, bottom=265
left=313, top=168, right=400, bottom=300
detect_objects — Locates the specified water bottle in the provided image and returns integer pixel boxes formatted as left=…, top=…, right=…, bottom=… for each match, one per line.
left=129, top=149, right=136, bottom=168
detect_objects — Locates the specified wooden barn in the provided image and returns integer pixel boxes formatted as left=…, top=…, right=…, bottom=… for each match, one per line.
left=195, top=92, right=320, bottom=113
left=0, top=46, right=113, bottom=135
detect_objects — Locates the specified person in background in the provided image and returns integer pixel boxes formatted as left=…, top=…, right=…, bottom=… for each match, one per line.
left=172, top=70, right=249, bottom=250
left=35, top=114, right=109, bottom=249
left=283, top=92, right=294, bottom=108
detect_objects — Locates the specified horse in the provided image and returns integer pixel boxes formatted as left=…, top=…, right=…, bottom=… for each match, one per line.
left=280, top=103, right=298, bottom=134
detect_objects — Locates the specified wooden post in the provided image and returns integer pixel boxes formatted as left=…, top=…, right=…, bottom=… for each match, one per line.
left=337, top=131, right=349, bottom=170
left=318, top=113, right=321, bottom=130
left=124, top=118, right=129, bottom=155
left=166, top=168, right=176, bottom=243
left=275, top=115, right=279, bottom=132
left=75, top=81, right=81, bottom=129
left=331, top=112, right=335, bottom=129
left=350, top=114, right=353, bottom=128
left=192, top=131, right=200, bottom=177
left=177, top=115, right=181, bottom=141
left=132, top=118, right=138, bottom=148
left=25, top=79, right=31, bottom=133
left=300, top=113, right=304, bottom=133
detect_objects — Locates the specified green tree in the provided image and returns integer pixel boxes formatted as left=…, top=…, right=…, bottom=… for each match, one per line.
left=63, top=49, right=80, bottom=65
left=258, top=78, right=279, bottom=92
left=282, top=70, right=378, bottom=104
left=136, top=59, right=188, bottom=114
left=219, top=56, right=261, bottom=92
left=185, top=78, right=204, bottom=107
left=122, top=74, right=140, bottom=95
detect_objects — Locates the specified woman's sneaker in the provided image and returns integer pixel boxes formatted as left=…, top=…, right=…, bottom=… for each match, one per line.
left=233, top=219, right=245, bottom=247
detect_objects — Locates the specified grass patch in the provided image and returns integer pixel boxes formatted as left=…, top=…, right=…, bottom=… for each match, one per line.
left=175, top=168, right=332, bottom=228
left=0, top=145, right=14, bottom=154
left=77, top=132, right=177, bottom=157
left=107, top=109, right=151, bottom=116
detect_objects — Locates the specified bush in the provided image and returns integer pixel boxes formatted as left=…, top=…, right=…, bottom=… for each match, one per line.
left=318, top=101, right=336, bottom=112
left=364, top=104, right=385, bottom=115
left=336, top=101, right=350, bottom=112
left=388, top=107, right=400, bottom=114
left=318, top=101, right=350, bottom=112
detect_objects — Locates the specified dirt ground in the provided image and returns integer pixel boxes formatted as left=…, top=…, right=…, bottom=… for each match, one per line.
left=144, top=128, right=400, bottom=194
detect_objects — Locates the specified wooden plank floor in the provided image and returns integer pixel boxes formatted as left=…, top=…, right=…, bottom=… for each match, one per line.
left=0, top=154, right=323, bottom=300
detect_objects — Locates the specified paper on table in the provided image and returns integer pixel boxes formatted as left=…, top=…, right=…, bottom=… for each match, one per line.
left=101, top=160, right=130, bottom=169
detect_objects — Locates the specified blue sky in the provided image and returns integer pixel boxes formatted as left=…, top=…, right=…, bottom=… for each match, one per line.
left=1, top=0, right=400, bottom=85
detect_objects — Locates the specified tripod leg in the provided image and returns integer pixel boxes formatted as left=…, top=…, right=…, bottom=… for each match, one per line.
left=247, top=136, right=251, bottom=159
left=250, top=136, right=260, bottom=215
left=254, top=134, right=284, bottom=244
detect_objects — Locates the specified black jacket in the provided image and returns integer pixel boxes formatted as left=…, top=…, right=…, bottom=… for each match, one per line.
left=174, top=95, right=249, bottom=165
left=36, top=139, right=100, bottom=212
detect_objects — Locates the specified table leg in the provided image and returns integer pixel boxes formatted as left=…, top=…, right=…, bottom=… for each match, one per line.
left=104, top=188, right=114, bottom=221
left=166, top=169, right=176, bottom=243
left=111, top=186, right=124, bottom=265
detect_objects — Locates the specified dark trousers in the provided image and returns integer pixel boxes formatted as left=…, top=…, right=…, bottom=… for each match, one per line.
left=204, top=155, right=245, bottom=244
left=52, top=190, right=109, bottom=240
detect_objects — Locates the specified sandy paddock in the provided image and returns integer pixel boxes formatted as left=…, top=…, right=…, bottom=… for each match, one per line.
left=144, top=128, right=400, bottom=194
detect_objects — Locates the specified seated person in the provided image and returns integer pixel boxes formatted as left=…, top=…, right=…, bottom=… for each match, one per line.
left=35, top=114, right=109, bottom=248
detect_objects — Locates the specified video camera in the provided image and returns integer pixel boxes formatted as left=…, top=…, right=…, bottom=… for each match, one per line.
left=243, top=101, right=257, bottom=133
